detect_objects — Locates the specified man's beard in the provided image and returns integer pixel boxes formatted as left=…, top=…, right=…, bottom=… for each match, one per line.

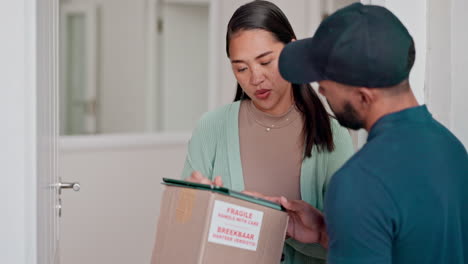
left=328, top=101, right=364, bottom=130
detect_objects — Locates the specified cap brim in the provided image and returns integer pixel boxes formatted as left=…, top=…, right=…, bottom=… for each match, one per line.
left=279, top=37, right=324, bottom=84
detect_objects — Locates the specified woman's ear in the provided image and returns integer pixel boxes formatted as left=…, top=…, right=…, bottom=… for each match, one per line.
left=291, top=38, right=296, bottom=42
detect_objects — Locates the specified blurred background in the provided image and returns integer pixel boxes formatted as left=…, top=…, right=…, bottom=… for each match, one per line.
left=57, top=0, right=467, bottom=263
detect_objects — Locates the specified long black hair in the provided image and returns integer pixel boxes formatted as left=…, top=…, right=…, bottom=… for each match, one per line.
left=226, top=0, right=334, bottom=157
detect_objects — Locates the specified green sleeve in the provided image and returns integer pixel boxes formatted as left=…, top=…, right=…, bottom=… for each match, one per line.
left=180, top=114, right=217, bottom=181
left=324, top=119, right=355, bottom=193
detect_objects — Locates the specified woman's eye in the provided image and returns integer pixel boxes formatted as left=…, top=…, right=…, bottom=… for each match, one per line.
left=260, top=61, right=271, bottom=66
left=237, top=67, right=247, bottom=72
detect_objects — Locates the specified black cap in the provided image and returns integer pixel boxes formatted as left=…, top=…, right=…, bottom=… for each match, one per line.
left=279, top=3, right=415, bottom=87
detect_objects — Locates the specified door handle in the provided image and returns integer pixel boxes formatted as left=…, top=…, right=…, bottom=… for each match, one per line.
left=58, top=177, right=81, bottom=194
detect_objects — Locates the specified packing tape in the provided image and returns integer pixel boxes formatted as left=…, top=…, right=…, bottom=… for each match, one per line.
left=176, top=188, right=196, bottom=223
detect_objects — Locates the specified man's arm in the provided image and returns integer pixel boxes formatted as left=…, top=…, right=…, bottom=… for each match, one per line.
left=244, top=193, right=329, bottom=248
left=324, top=164, right=396, bottom=264
left=280, top=163, right=398, bottom=264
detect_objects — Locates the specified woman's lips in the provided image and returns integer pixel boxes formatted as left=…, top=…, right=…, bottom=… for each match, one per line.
left=255, top=89, right=271, bottom=99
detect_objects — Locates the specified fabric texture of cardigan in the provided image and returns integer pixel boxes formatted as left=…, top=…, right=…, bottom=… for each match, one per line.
left=182, top=101, right=354, bottom=264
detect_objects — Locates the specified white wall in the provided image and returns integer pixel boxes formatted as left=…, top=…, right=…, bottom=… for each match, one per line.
left=425, top=0, right=452, bottom=127
left=1, top=1, right=32, bottom=263
left=386, top=0, right=467, bottom=147
left=426, top=0, right=468, bottom=147
left=385, top=0, right=427, bottom=104
left=451, top=0, right=468, bottom=147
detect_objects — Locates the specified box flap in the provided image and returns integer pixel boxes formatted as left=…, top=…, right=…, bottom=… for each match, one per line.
left=162, top=178, right=284, bottom=212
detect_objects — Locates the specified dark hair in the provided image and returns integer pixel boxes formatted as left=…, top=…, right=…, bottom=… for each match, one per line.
left=226, top=0, right=334, bottom=157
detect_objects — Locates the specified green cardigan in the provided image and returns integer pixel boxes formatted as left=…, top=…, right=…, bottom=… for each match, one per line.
left=182, top=101, right=354, bottom=264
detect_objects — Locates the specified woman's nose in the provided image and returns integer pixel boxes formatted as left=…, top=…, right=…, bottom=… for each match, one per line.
left=249, top=68, right=265, bottom=86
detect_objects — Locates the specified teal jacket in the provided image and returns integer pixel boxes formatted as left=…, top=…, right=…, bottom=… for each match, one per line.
left=182, top=101, right=354, bottom=264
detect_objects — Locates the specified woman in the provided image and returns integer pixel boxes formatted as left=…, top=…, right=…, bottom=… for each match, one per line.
left=182, top=1, right=354, bottom=263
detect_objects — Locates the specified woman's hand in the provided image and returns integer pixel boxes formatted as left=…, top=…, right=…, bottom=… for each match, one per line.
left=242, top=190, right=282, bottom=204
left=186, top=171, right=223, bottom=187
left=279, top=197, right=328, bottom=248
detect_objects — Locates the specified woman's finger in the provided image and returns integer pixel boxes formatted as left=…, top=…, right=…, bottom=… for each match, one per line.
left=213, top=176, right=224, bottom=187
left=187, top=171, right=213, bottom=185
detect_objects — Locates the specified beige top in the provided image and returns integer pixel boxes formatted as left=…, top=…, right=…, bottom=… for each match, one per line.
left=239, top=99, right=303, bottom=200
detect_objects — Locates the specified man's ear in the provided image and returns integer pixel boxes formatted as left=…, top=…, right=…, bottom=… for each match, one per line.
left=355, top=87, right=375, bottom=109
left=291, top=38, right=296, bottom=42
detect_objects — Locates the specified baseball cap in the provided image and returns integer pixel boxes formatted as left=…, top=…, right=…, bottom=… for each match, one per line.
left=279, top=3, right=415, bottom=87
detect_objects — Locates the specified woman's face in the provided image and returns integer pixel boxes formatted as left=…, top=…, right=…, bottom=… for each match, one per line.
left=229, top=29, right=293, bottom=115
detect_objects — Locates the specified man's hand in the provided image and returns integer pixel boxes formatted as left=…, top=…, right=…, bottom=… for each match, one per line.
left=186, top=171, right=223, bottom=187
left=279, top=197, right=328, bottom=248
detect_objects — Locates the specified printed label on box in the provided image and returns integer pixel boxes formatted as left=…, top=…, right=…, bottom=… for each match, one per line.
left=207, top=200, right=264, bottom=251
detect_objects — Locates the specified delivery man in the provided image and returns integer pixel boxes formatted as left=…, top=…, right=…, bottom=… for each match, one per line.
left=277, top=3, right=468, bottom=264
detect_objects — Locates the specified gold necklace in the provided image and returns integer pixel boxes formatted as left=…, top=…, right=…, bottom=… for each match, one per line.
left=247, top=100, right=298, bottom=132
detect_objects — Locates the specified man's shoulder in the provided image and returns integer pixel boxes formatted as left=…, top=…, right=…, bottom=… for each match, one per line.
left=429, top=118, right=467, bottom=154
left=326, top=148, right=397, bottom=214
left=329, top=153, right=367, bottom=186
left=328, top=142, right=384, bottom=191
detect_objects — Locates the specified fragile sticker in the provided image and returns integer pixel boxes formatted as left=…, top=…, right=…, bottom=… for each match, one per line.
left=207, top=200, right=263, bottom=251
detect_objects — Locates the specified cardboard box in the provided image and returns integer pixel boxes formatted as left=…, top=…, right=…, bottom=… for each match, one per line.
left=151, top=179, right=289, bottom=264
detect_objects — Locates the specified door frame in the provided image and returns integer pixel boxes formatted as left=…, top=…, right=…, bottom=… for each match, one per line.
left=0, top=0, right=59, bottom=263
